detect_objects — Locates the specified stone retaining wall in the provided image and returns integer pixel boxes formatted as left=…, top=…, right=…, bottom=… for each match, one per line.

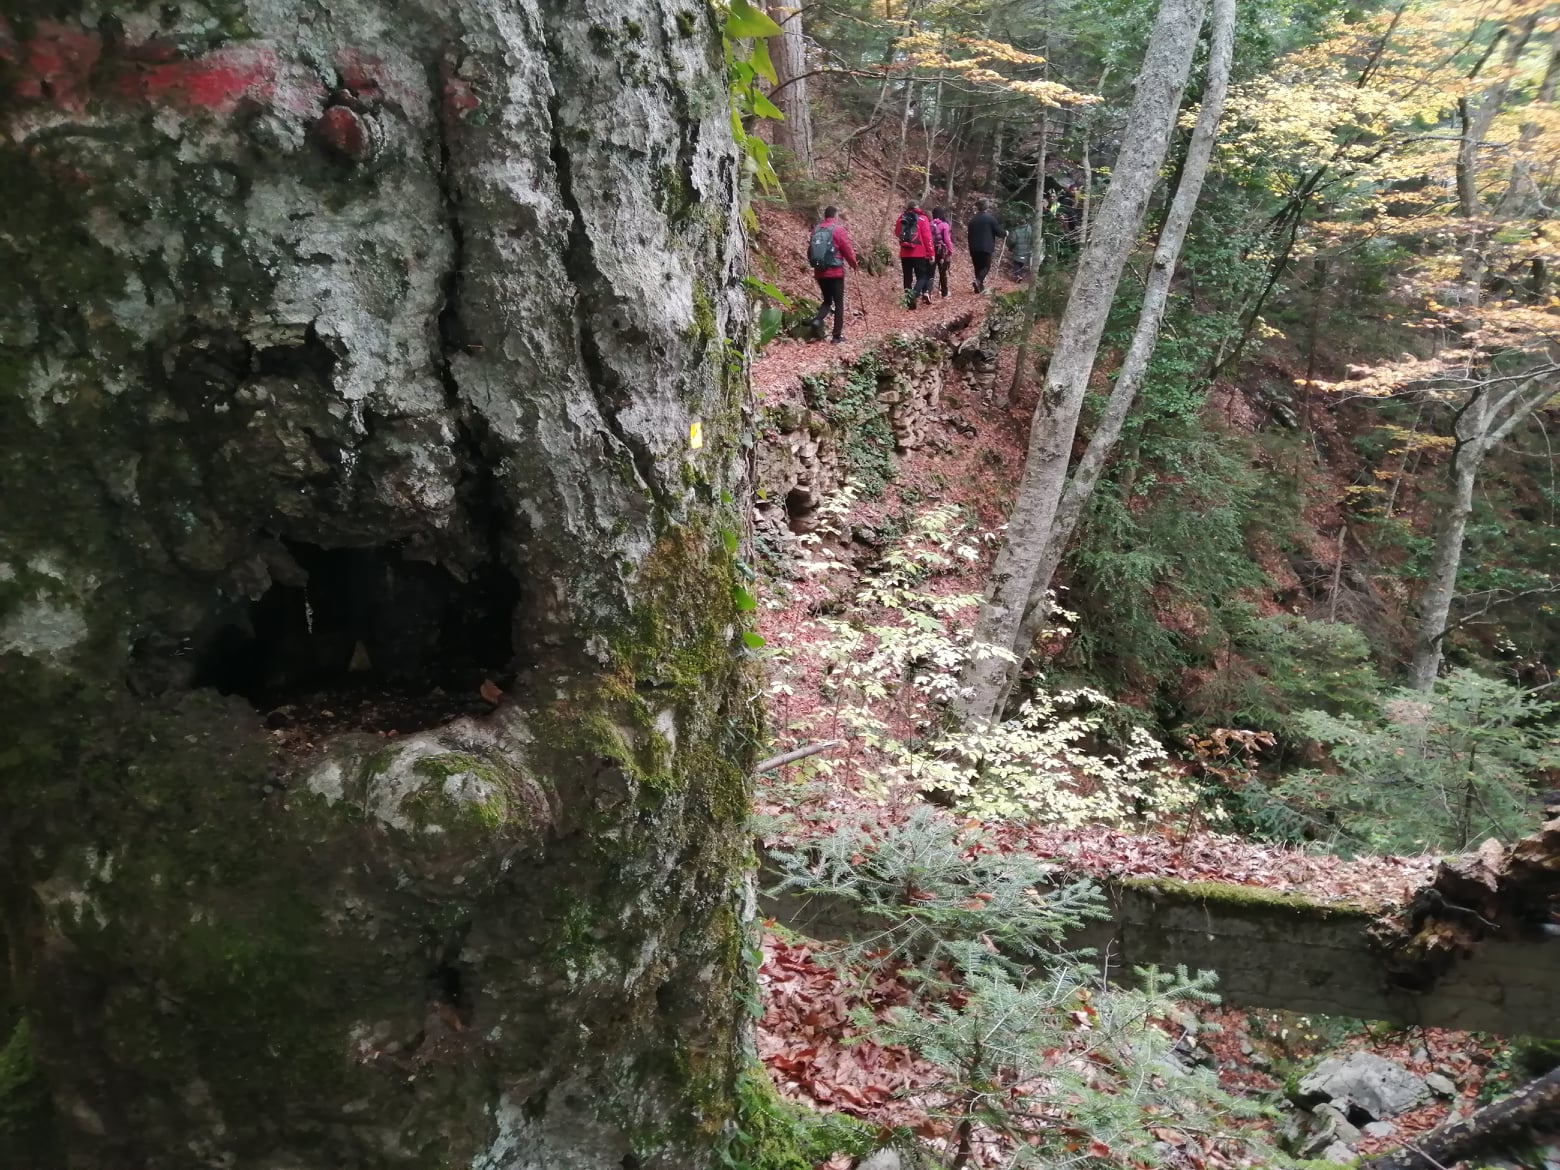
left=754, top=314, right=1000, bottom=536
left=762, top=871, right=1560, bottom=1037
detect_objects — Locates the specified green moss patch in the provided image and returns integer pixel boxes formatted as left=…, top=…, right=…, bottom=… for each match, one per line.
left=718, top=1065, right=877, bottom=1170
left=1118, top=877, right=1362, bottom=920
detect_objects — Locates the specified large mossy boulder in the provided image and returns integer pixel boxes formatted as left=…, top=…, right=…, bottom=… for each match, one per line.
left=0, top=2, right=759, bottom=1166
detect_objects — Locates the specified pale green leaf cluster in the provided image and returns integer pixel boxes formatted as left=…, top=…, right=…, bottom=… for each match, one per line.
left=723, top=0, right=786, bottom=194
left=769, top=496, right=1196, bottom=824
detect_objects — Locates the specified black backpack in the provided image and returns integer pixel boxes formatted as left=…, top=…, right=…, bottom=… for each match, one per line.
left=808, top=224, right=840, bottom=269
left=898, top=210, right=920, bottom=245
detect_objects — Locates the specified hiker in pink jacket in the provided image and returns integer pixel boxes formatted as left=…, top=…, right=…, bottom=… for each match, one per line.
left=930, top=208, right=956, bottom=298
left=894, top=200, right=935, bottom=309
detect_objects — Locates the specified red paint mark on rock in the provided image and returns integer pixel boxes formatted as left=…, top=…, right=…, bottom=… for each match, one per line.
left=11, top=21, right=102, bottom=111
left=443, top=77, right=480, bottom=121
left=314, top=103, right=373, bottom=162
left=116, top=43, right=277, bottom=115
left=335, top=48, right=384, bottom=101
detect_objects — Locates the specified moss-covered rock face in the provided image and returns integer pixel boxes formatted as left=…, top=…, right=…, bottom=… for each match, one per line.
left=0, top=2, right=757, bottom=1167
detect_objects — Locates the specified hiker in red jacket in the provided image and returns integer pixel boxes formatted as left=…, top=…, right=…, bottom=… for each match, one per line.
left=895, top=200, right=935, bottom=309
left=930, top=207, right=956, bottom=298
left=806, top=206, right=859, bottom=344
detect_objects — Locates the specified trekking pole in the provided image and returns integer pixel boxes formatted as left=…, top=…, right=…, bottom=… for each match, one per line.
left=993, top=238, right=1007, bottom=287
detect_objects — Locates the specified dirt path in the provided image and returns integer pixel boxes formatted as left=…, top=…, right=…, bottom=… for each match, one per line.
left=751, top=206, right=1025, bottom=405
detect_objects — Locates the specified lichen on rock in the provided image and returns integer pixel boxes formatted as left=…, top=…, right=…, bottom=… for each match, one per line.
left=0, top=2, right=759, bottom=1166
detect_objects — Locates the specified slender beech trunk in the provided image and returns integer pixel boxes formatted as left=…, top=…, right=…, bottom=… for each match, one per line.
left=1080, top=135, right=1093, bottom=243
left=1408, top=377, right=1554, bottom=690
left=1006, top=118, right=1052, bottom=405
left=921, top=75, right=945, bottom=202
left=1458, top=15, right=1538, bottom=281
left=957, top=0, right=1208, bottom=726
left=768, top=0, right=816, bottom=178
left=866, top=0, right=922, bottom=138
left=883, top=80, right=917, bottom=243
left=1497, top=25, right=1560, bottom=217
left=1411, top=14, right=1552, bottom=689
left=1002, top=0, right=1237, bottom=684
left=989, top=120, right=1006, bottom=192
left=946, top=124, right=963, bottom=206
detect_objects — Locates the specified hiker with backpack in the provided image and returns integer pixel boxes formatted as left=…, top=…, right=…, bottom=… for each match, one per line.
left=806, top=206, right=859, bottom=344
left=930, top=208, right=955, bottom=298
left=966, top=199, right=1006, bottom=293
left=895, top=200, right=935, bottom=309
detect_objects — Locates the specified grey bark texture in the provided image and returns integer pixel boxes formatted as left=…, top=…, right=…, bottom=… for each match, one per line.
left=1008, top=0, right=1238, bottom=675
left=1408, top=376, right=1554, bottom=690
left=0, top=2, right=757, bottom=1167
left=768, top=0, right=816, bottom=178
left=1497, top=24, right=1560, bottom=217
left=1457, top=15, right=1538, bottom=284
left=1005, top=117, right=1050, bottom=406
left=956, top=0, right=1208, bottom=725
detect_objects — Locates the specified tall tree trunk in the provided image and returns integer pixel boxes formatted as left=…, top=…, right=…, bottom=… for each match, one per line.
left=1004, top=0, right=1237, bottom=681
left=1408, top=378, right=1554, bottom=690
left=883, top=80, right=918, bottom=243
left=769, top=0, right=816, bottom=178
left=956, top=0, right=1209, bottom=726
left=1412, top=13, right=1552, bottom=689
left=1497, top=24, right=1560, bottom=217
left=921, top=75, right=946, bottom=202
left=1080, top=135, right=1093, bottom=243
left=1007, top=119, right=1052, bottom=405
left=1457, top=14, right=1538, bottom=280
left=989, top=120, right=1007, bottom=192
left=0, top=3, right=757, bottom=1167
left=946, top=124, right=963, bottom=206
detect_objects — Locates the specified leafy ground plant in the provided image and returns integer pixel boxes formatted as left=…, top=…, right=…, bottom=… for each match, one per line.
left=765, top=496, right=1195, bottom=824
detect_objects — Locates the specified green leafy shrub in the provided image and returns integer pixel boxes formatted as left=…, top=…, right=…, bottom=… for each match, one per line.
left=1272, top=668, right=1560, bottom=852
left=0, top=1018, right=51, bottom=1161
left=767, top=813, right=1286, bottom=1169
left=1182, top=611, right=1386, bottom=750
left=769, top=499, right=1195, bottom=824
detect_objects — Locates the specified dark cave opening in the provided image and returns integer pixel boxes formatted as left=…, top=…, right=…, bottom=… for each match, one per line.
left=186, top=540, right=519, bottom=735
left=783, top=486, right=818, bottom=534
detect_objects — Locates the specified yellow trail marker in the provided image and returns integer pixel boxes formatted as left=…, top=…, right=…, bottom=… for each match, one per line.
left=689, top=420, right=704, bottom=450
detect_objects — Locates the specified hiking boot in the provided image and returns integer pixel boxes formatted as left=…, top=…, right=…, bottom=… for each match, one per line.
left=830, top=337, right=844, bottom=344
left=920, top=293, right=931, bottom=306
left=973, top=280, right=982, bottom=293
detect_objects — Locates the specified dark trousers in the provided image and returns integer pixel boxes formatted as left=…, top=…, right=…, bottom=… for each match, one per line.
left=971, top=250, right=993, bottom=290
left=935, top=256, right=951, bottom=296
left=900, top=256, right=917, bottom=292
left=910, top=257, right=933, bottom=302
left=813, top=276, right=845, bottom=340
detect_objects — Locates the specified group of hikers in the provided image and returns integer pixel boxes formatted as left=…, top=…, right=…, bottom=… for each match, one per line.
left=803, top=198, right=1020, bottom=344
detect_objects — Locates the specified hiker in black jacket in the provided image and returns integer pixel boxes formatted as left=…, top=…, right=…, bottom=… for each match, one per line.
left=966, top=200, right=1006, bottom=293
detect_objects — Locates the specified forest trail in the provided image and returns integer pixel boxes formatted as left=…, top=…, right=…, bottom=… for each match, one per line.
left=750, top=202, right=1027, bottom=405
